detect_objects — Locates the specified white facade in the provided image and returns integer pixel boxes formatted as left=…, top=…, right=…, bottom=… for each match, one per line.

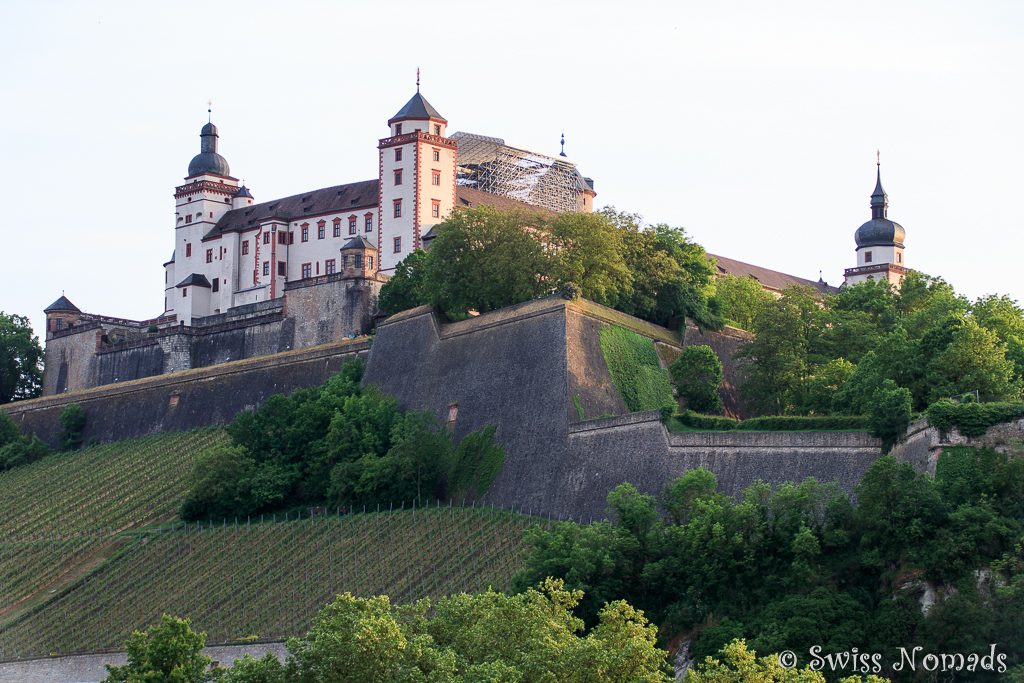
left=162, top=88, right=590, bottom=324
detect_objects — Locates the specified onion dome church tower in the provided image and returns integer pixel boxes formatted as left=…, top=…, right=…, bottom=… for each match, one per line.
left=844, top=158, right=908, bottom=287
left=164, top=115, right=243, bottom=323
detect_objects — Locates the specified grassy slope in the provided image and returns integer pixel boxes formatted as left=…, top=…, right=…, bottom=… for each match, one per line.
left=0, top=507, right=535, bottom=659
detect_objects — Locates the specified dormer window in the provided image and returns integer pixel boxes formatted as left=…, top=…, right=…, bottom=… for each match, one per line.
left=395, top=123, right=402, bottom=135
left=433, top=124, right=441, bottom=136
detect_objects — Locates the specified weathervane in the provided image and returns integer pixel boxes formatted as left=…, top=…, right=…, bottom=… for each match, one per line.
left=559, top=131, right=566, bottom=157
left=416, top=68, right=420, bottom=93
left=207, top=99, right=212, bottom=123
left=876, top=149, right=880, bottom=166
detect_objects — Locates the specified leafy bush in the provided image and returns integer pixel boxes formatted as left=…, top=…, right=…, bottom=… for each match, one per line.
left=58, top=403, right=86, bottom=451
left=103, top=614, right=214, bottom=683
left=599, top=325, right=675, bottom=415
left=0, top=409, right=51, bottom=472
left=669, top=345, right=724, bottom=413
left=738, top=415, right=871, bottom=431
left=868, top=380, right=912, bottom=448
left=926, top=399, right=1024, bottom=437
left=181, top=359, right=504, bottom=521
left=674, top=411, right=740, bottom=430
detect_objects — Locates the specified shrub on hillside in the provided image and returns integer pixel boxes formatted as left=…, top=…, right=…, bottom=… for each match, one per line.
left=599, top=325, right=675, bottom=416
left=738, top=415, right=871, bottom=431
left=59, top=403, right=86, bottom=451
left=0, top=409, right=51, bottom=472
left=868, top=380, right=913, bottom=449
left=447, top=424, right=505, bottom=501
left=180, top=358, right=505, bottom=521
left=675, top=411, right=739, bottom=430
left=103, top=614, right=214, bottom=683
left=669, top=345, right=724, bottom=413
left=926, top=399, right=1024, bottom=437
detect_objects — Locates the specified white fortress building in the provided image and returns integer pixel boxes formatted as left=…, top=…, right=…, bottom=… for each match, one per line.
left=40, top=81, right=904, bottom=395
left=163, top=85, right=596, bottom=325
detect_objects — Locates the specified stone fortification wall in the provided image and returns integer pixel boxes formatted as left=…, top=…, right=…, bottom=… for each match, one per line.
left=3, top=340, right=370, bottom=448
left=41, top=278, right=379, bottom=395
left=890, top=416, right=1024, bottom=476
left=0, top=642, right=287, bottom=683
left=364, top=297, right=882, bottom=519
left=564, top=412, right=880, bottom=516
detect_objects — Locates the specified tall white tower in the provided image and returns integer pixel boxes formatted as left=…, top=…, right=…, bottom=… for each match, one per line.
left=844, top=159, right=907, bottom=288
left=377, top=81, right=457, bottom=273
left=165, top=118, right=239, bottom=322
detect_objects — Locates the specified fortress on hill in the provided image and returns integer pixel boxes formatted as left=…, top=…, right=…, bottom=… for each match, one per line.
left=39, top=84, right=910, bottom=396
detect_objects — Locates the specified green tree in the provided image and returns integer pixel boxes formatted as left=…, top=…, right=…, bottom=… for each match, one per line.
left=669, top=345, right=724, bottom=413
left=103, top=615, right=215, bottom=683
left=220, top=653, right=286, bottom=683
left=421, top=206, right=554, bottom=318
left=801, top=358, right=854, bottom=415
left=867, top=380, right=912, bottom=449
left=739, top=287, right=821, bottom=415
left=377, top=249, right=429, bottom=315
left=689, top=639, right=890, bottom=682
left=923, top=316, right=1019, bottom=404
left=58, top=403, right=86, bottom=451
left=973, top=294, right=1024, bottom=383
left=547, top=211, right=631, bottom=308
left=0, top=311, right=43, bottom=403
left=713, top=274, right=773, bottom=331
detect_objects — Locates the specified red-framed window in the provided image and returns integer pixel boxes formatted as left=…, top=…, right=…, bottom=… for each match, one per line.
left=301, top=262, right=312, bottom=279
left=431, top=200, right=440, bottom=218
left=301, top=224, right=309, bottom=242
left=262, top=261, right=269, bottom=276
left=394, top=169, right=403, bottom=186
left=318, top=221, right=326, bottom=240
left=185, top=243, right=192, bottom=257
left=432, top=149, right=440, bottom=162
left=333, top=219, right=341, bottom=238
left=393, top=200, right=402, bottom=218
left=395, top=147, right=403, bottom=161
left=205, top=248, right=213, bottom=263
left=393, top=236, right=402, bottom=253
left=348, top=216, right=357, bottom=235
left=325, top=258, right=336, bottom=275
left=263, top=233, right=271, bottom=245
left=364, top=214, right=373, bottom=232
left=431, top=170, right=441, bottom=186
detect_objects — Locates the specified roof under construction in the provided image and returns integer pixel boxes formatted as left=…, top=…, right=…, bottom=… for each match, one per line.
left=451, top=132, right=589, bottom=214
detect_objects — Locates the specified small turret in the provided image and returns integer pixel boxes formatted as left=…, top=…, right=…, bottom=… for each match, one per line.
left=187, top=121, right=231, bottom=177
left=232, top=185, right=254, bottom=209
left=44, top=294, right=81, bottom=336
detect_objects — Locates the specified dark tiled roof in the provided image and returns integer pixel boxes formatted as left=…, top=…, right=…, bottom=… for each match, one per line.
left=342, top=236, right=376, bottom=251
left=454, top=186, right=556, bottom=217
left=390, top=92, right=445, bottom=123
left=44, top=295, right=80, bottom=313
left=175, top=273, right=212, bottom=288
left=708, top=253, right=837, bottom=294
left=204, top=180, right=380, bottom=239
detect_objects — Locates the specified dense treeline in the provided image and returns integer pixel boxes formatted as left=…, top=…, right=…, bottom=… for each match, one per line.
left=0, top=403, right=84, bottom=472
left=733, top=275, right=1024, bottom=420
left=180, top=359, right=503, bottom=521
left=511, top=450, right=1024, bottom=680
left=379, top=206, right=724, bottom=331
left=104, top=582, right=673, bottom=683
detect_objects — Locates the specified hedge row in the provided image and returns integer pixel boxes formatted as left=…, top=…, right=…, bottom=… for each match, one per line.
left=675, top=411, right=870, bottom=431
left=926, top=400, right=1024, bottom=437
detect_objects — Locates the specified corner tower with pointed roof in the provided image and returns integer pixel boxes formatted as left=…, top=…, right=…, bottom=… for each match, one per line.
left=843, top=160, right=908, bottom=288
left=377, top=81, right=458, bottom=272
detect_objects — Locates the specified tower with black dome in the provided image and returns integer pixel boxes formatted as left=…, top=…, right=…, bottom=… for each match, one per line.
left=165, top=116, right=243, bottom=322
left=844, top=159, right=907, bottom=287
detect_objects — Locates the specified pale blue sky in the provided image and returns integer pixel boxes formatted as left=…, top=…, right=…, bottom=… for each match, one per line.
left=2, top=0, right=1022, bottom=339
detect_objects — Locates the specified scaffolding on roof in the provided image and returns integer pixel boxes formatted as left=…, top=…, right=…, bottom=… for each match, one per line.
left=451, top=132, right=586, bottom=213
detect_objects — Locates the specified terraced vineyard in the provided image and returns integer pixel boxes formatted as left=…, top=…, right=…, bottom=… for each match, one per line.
left=0, top=429, right=227, bottom=538
left=0, top=506, right=537, bottom=659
